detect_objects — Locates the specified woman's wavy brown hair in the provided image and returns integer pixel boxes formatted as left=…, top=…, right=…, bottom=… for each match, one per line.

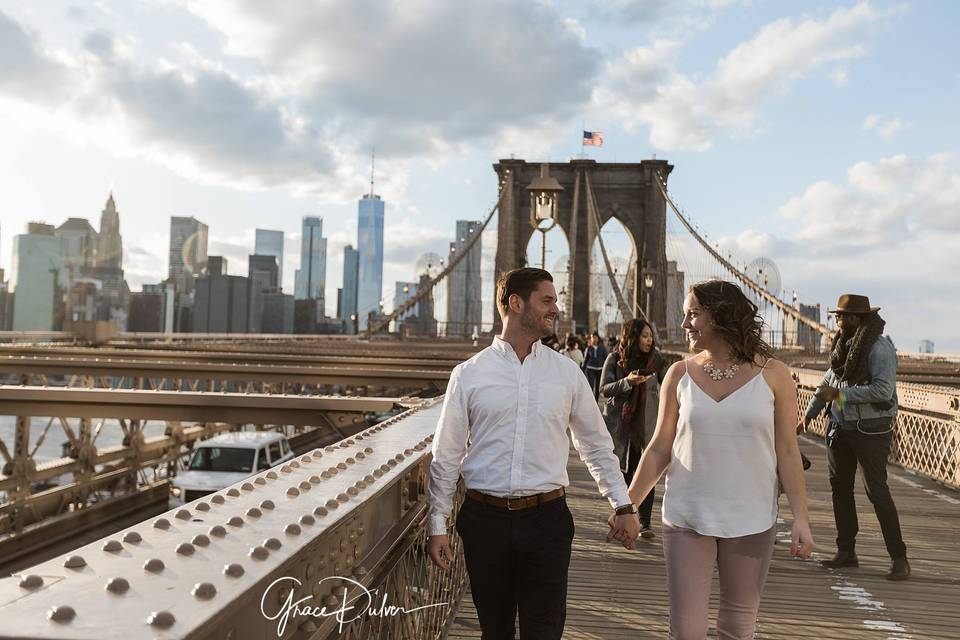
left=689, top=280, right=774, bottom=364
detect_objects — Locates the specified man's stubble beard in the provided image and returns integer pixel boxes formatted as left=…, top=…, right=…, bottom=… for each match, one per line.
left=519, top=308, right=551, bottom=338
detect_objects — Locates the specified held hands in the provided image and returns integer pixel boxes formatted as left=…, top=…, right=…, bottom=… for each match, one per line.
left=427, top=534, right=454, bottom=570
left=606, top=512, right=642, bottom=550
left=791, top=519, right=815, bottom=559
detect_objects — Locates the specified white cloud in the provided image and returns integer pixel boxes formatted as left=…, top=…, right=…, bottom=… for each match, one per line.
left=862, top=113, right=909, bottom=138
left=603, top=2, right=894, bottom=150
left=830, top=66, right=849, bottom=87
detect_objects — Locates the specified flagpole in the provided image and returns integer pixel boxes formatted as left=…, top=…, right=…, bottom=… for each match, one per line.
left=580, top=120, right=585, bottom=159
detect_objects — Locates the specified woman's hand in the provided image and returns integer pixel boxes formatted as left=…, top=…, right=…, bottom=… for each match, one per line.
left=625, top=371, right=647, bottom=387
left=791, top=518, right=814, bottom=559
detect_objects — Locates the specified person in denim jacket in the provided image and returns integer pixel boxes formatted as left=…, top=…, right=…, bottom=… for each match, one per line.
left=801, top=294, right=909, bottom=580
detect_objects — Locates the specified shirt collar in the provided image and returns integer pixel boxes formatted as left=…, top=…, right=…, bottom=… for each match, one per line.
left=492, top=335, right=543, bottom=359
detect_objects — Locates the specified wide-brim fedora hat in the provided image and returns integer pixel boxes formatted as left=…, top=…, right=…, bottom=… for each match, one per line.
left=829, top=294, right=880, bottom=315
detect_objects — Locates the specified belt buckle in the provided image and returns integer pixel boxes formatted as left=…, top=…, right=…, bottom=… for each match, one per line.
left=505, top=496, right=524, bottom=511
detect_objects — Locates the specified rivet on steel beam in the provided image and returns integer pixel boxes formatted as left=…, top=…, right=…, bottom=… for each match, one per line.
left=19, top=574, right=43, bottom=590
left=241, top=482, right=254, bottom=492
left=281, top=465, right=292, bottom=473
left=102, top=540, right=123, bottom=553
left=320, top=470, right=332, bottom=479
left=144, top=558, right=165, bottom=573
left=373, top=469, right=384, bottom=478
left=264, top=537, right=282, bottom=550
left=356, top=452, right=366, bottom=460
left=224, top=563, right=245, bottom=578
left=195, top=502, right=211, bottom=512
left=123, top=531, right=142, bottom=544
left=346, top=457, right=356, bottom=465
left=336, top=463, right=347, bottom=470
left=192, top=582, right=217, bottom=600
left=356, top=480, right=367, bottom=489
left=250, top=546, right=269, bottom=560
left=147, top=611, right=175, bottom=628
left=227, top=516, right=244, bottom=527
left=364, top=447, right=373, bottom=454
left=255, top=477, right=267, bottom=485
left=48, top=605, right=76, bottom=623
left=105, top=577, right=130, bottom=594
left=387, top=460, right=398, bottom=468
left=175, top=509, right=192, bottom=520
left=176, top=543, right=196, bottom=556
left=328, top=466, right=339, bottom=475
left=285, top=523, right=302, bottom=536
left=339, top=442, right=350, bottom=448
left=266, top=471, right=278, bottom=480
left=337, top=493, right=349, bottom=503
left=325, top=446, right=336, bottom=453
left=299, top=481, right=311, bottom=491
left=347, top=487, right=360, bottom=496
left=300, top=455, right=312, bottom=463
left=325, top=499, right=339, bottom=510
left=226, top=488, right=240, bottom=497
left=309, top=475, right=321, bottom=484
left=395, top=454, right=405, bottom=462
left=314, top=506, right=329, bottom=517
left=209, top=525, right=227, bottom=538
left=246, top=507, right=263, bottom=519
left=153, top=518, right=171, bottom=530
left=290, top=461, right=300, bottom=468
left=211, top=495, right=226, bottom=504
left=355, top=435, right=364, bottom=441
left=260, top=499, right=275, bottom=510
left=300, top=514, right=315, bottom=526
left=192, top=534, right=211, bottom=547
left=347, top=439, right=356, bottom=445
left=404, top=448, right=414, bottom=455
left=287, top=487, right=300, bottom=497
left=64, top=555, right=86, bottom=569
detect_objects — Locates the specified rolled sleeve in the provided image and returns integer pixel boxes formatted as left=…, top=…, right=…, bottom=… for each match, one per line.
left=427, top=367, right=470, bottom=536
left=568, top=371, right=631, bottom=508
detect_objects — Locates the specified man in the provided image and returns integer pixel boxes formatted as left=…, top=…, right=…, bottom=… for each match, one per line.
left=800, top=294, right=909, bottom=580
left=583, top=332, right=607, bottom=399
left=427, top=268, right=640, bottom=640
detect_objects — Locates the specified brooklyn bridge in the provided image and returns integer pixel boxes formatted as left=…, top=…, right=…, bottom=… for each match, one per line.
left=0, top=160, right=957, bottom=639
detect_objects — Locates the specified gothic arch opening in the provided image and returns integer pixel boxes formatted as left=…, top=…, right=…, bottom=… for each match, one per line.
left=525, top=225, right=571, bottom=318
left=590, top=215, right=637, bottom=336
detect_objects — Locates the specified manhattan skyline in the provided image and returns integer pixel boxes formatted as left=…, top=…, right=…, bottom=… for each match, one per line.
left=0, top=1, right=957, bottom=349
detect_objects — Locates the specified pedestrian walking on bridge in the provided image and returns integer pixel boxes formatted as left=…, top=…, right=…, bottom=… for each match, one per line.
left=802, top=294, right=909, bottom=580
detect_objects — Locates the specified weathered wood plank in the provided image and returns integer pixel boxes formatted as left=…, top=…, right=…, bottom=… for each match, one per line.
left=448, top=435, right=960, bottom=638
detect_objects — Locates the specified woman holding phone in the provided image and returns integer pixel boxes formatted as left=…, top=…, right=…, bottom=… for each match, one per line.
left=599, top=318, right=667, bottom=537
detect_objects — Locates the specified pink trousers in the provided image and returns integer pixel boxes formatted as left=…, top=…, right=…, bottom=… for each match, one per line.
left=661, top=522, right=776, bottom=640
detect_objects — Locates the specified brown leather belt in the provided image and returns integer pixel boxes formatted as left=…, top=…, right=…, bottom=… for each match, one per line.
left=465, top=487, right=565, bottom=511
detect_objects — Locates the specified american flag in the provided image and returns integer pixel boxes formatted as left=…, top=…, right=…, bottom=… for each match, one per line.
left=582, top=130, right=604, bottom=147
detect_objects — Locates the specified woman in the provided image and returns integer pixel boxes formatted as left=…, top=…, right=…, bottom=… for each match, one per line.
left=562, top=334, right=585, bottom=367
left=599, top=318, right=666, bottom=538
left=609, top=280, right=813, bottom=639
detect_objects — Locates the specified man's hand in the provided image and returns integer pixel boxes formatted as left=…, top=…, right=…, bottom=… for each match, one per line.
left=814, top=386, right=840, bottom=402
left=606, top=512, right=642, bottom=550
left=427, top=534, right=454, bottom=570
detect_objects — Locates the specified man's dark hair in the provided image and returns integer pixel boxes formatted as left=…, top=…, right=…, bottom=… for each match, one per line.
left=496, top=267, right=553, bottom=314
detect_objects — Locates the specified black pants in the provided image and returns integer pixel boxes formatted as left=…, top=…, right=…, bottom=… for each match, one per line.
left=827, top=427, right=907, bottom=559
left=455, top=496, right=575, bottom=640
left=585, top=368, right=602, bottom=399
left=624, top=431, right=655, bottom=526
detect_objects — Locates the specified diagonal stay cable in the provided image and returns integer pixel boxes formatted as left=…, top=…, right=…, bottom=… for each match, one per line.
left=654, top=172, right=832, bottom=339
left=584, top=170, right=636, bottom=322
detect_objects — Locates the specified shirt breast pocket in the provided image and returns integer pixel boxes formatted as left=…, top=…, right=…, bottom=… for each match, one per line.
left=538, top=383, right=570, bottom=422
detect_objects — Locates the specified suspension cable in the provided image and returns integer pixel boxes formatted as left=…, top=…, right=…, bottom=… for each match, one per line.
left=655, top=172, right=832, bottom=339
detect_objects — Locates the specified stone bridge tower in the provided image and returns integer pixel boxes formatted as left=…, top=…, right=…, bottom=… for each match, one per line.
left=492, top=158, right=674, bottom=333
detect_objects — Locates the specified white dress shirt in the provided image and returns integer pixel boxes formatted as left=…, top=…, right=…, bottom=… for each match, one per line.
left=427, top=336, right=631, bottom=536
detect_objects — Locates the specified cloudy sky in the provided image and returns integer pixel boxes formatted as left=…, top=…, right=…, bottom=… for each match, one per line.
left=0, top=1, right=957, bottom=350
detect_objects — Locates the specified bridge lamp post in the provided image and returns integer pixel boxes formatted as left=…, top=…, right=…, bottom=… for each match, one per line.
left=642, top=265, right=657, bottom=321
left=526, top=165, right=564, bottom=269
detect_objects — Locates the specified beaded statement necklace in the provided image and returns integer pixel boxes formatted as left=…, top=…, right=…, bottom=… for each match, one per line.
left=702, top=360, right=739, bottom=382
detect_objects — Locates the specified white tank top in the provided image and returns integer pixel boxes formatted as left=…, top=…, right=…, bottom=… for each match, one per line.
left=662, top=361, right=779, bottom=537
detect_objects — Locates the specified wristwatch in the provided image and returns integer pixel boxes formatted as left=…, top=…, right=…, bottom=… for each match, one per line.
left=614, top=504, right=637, bottom=516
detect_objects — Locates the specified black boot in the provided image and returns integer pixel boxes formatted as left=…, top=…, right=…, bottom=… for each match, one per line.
left=886, top=556, right=910, bottom=580
left=821, top=549, right=859, bottom=568
left=639, top=521, right=655, bottom=539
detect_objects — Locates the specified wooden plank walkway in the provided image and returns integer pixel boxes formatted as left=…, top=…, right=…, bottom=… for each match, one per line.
left=448, top=436, right=960, bottom=638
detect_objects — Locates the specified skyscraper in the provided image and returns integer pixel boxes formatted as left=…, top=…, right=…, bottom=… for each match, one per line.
left=338, top=244, right=359, bottom=332
left=10, top=223, right=65, bottom=330
left=446, top=220, right=482, bottom=337
left=356, top=194, right=384, bottom=330
left=254, top=229, right=284, bottom=289
left=168, top=217, right=208, bottom=293
left=97, top=193, right=123, bottom=270
left=293, top=217, right=326, bottom=306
